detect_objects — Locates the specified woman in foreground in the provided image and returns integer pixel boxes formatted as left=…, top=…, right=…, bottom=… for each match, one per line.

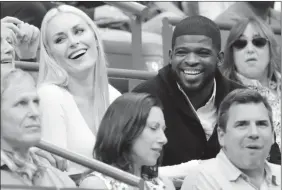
left=79, top=93, right=175, bottom=190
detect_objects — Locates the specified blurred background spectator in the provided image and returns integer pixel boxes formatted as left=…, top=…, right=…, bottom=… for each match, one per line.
left=1, top=2, right=49, bottom=28
left=215, top=1, right=280, bottom=28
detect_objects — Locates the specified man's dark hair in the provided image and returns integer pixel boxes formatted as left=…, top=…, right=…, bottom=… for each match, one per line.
left=171, top=15, right=221, bottom=51
left=248, top=1, right=275, bottom=9
left=218, top=89, right=273, bottom=131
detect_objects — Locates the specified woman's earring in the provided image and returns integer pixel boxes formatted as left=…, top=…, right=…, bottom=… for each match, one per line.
left=217, top=59, right=223, bottom=67
left=217, top=54, right=223, bottom=67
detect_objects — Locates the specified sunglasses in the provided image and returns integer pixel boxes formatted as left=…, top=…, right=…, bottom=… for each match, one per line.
left=232, top=37, right=268, bottom=49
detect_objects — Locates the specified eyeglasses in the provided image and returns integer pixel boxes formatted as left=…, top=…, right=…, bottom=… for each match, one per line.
left=232, top=37, right=268, bottom=49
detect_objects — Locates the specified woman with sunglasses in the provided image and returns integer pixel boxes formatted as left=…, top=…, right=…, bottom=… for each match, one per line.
left=220, top=17, right=281, bottom=153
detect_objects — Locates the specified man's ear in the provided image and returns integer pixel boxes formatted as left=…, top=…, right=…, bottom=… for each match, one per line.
left=272, top=131, right=275, bottom=145
left=217, top=51, right=224, bottom=67
left=217, top=126, right=225, bottom=147
left=168, top=49, right=173, bottom=64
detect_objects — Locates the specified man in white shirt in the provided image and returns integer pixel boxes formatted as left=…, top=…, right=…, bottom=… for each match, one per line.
left=181, top=89, right=281, bottom=190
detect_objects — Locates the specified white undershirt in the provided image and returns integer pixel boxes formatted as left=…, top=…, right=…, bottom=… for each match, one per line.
left=177, top=80, right=217, bottom=140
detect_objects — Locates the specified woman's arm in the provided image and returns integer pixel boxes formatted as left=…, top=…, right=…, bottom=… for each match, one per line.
left=161, top=176, right=176, bottom=190
left=38, top=85, right=68, bottom=149
left=159, top=160, right=201, bottom=179
left=36, top=85, right=69, bottom=171
left=79, top=175, right=108, bottom=189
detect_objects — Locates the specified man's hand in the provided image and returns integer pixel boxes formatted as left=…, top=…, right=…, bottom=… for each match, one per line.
left=1, top=16, right=40, bottom=60
left=14, top=22, right=40, bottom=60
left=1, top=16, right=24, bottom=44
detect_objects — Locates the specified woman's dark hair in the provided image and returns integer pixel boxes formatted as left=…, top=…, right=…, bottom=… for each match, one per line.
left=220, top=16, right=281, bottom=84
left=94, top=93, right=163, bottom=179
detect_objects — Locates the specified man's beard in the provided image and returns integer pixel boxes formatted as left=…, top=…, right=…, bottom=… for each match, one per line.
left=170, top=67, right=214, bottom=94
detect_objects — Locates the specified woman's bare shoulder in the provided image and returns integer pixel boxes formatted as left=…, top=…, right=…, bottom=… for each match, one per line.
left=79, top=174, right=108, bottom=189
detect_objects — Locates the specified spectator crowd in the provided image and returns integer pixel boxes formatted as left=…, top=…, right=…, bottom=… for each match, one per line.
left=1, top=1, right=281, bottom=190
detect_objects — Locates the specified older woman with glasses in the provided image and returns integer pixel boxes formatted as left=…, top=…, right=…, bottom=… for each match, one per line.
left=1, top=68, right=75, bottom=187
left=220, top=17, right=281, bottom=160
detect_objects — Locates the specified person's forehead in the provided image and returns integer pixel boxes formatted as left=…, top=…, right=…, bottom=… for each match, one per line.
left=228, top=102, right=269, bottom=121
left=174, top=35, right=214, bottom=49
left=3, top=78, right=37, bottom=100
left=48, top=13, right=86, bottom=34
left=146, top=107, right=165, bottom=125
left=241, top=23, right=266, bottom=38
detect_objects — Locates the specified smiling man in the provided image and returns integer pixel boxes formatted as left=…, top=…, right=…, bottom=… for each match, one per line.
left=132, top=15, right=243, bottom=166
left=181, top=89, right=281, bottom=190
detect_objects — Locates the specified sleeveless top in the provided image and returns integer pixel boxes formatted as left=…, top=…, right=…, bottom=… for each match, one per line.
left=80, top=171, right=166, bottom=190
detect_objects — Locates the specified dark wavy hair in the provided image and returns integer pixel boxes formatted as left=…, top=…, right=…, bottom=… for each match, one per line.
left=220, top=16, right=281, bottom=84
left=94, top=93, right=163, bottom=179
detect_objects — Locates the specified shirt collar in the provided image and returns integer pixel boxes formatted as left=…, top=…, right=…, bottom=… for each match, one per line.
left=217, top=149, right=280, bottom=186
left=0, top=149, right=37, bottom=171
left=236, top=72, right=264, bottom=88
left=202, top=79, right=216, bottom=110
left=264, top=162, right=280, bottom=186
left=1, top=149, right=16, bottom=170
left=216, top=150, right=242, bottom=181
left=176, top=79, right=216, bottom=111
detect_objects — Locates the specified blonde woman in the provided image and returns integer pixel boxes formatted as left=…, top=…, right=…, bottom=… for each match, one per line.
left=37, top=5, right=121, bottom=175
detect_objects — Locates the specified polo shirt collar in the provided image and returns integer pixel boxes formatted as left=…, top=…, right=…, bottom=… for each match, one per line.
left=217, top=149, right=280, bottom=186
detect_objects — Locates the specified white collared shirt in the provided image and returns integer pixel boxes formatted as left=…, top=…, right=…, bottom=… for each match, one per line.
left=177, top=80, right=217, bottom=140
left=181, top=150, right=281, bottom=190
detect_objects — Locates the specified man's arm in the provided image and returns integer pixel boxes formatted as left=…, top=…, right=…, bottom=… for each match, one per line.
left=181, top=167, right=222, bottom=190
left=131, top=78, right=159, bottom=96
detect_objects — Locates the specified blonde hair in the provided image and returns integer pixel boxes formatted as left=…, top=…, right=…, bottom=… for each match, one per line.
left=38, top=5, right=110, bottom=134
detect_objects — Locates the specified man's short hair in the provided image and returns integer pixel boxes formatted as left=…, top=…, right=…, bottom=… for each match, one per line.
left=171, top=15, right=221, bottom=51
left=218, top=89, right=273, bottom=131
